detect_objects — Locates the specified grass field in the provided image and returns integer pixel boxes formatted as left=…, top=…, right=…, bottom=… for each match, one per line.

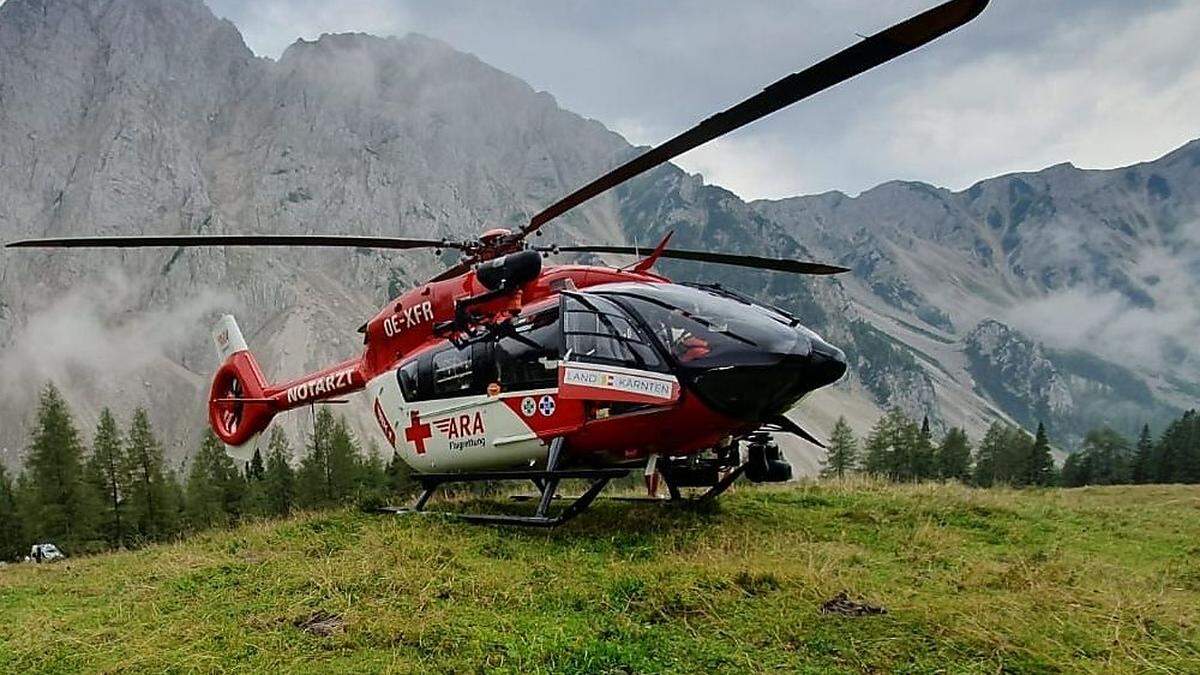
left=2, top=479, right=1198, bottom=673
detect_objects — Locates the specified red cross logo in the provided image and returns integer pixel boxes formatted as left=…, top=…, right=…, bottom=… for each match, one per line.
left=404, top=410, right=433, bottom=455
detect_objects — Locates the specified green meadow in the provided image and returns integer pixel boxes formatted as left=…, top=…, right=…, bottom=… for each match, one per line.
left=2, top=480, right=1198, bottom=673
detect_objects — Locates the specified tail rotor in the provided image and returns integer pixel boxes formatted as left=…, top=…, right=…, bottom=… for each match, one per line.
left=208, top=315, right=273, bottom=446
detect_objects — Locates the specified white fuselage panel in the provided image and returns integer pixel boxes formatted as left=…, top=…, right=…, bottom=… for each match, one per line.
left=366, top=370, right=550, bottom=472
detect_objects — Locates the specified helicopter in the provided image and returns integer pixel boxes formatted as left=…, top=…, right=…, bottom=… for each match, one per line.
left=6, top=0, right=989, bottom=526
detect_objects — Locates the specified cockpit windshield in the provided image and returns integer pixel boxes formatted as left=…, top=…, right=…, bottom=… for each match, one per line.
left=596, top=283, right=810, bottom=368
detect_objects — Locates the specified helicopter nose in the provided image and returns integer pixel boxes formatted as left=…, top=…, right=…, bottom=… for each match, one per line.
left=806, top=337, right=848, bottom=390
left=686, top=329, right=847, bottom=422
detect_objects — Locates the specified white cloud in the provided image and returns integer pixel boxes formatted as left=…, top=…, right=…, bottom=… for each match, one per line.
left=199, top=1, right=1200, bottom=199
left=672, top=133, right=833, bottom=201
left=0, top=273, right=233, bottom=408
left=1006, top=219, right=1200, bottom=375
left=207, top=0, right=411, bottom=60
left=869, top=1, right=1200, bottom=194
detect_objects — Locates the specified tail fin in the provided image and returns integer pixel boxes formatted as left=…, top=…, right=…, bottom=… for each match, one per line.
left=208, top=315, right=274, bottom=447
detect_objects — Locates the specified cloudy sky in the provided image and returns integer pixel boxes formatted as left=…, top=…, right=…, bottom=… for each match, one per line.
left=201, top=0, right=1200, bottom=200
left=183, top=2, right=1200, bottom=199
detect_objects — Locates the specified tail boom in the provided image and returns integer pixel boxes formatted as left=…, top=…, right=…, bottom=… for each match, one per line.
left=208, top=315, right=366, bottom=446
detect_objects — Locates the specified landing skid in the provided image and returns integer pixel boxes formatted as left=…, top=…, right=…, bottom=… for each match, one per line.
left=563, top=462, right=747, bottom=504
left=379, top=435, right=754, bottom=527
left=378, top=438, right=631, bottom=527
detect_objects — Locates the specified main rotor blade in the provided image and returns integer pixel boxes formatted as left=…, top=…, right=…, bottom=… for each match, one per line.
left=5, top=234, right=463, bottom=250
left=547, top=245, right=849, bottom=276
left=428, top=260, right=473, bottom=283
left=521, top=0, right=988, bottom=238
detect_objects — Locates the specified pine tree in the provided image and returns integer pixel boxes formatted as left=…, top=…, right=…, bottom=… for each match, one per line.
left=241, top=471, right=270, bottom=519
left=160, top=468, right=186, bottom=538
left=973, top=422, right=1006, bottom=487
left=24, top=383, right=97, bottom=551
left=820, top=416, right=859, bottom=479
left=328, top=416, right=360, bottom=500
left=1080, top=427, right=1131, bottom=485
left=124, top=408, right=172, bottom=542
left=298, top=408, right=335, bottom=507
left=358, top=441, right=388, bottom=493
left=184, top=437, right=222, bottom=529
left=13, top=472, right=39, bottom=553
left=1152, top=410, right=1199, bottom=484
left=1060, top=452, right=1087, bottom=487
left=297, top=410, right=359, bottom=506
left=1152, top=417, right=1179, bottom=483
left=239, top=444, right=271, bottom=518
left=185, top=430, right=246, bottom=529
left=893, top=415, right=925, bottom=482
left=996, top=427, right=1033, bottom=486
left=1180, top=410, right=1200, bottom=483
left=911, top=416, right=936, bottom=480
left=264, top=428, right=296, bottom=517
left=248, top=448, right=266, bottom=482
left=862, top=415, right=890, bottom=477
left=935, top=427, right=972, bottom=482
left=85, top=408, right=129, bottom=548
left=1025, top=422, right=1055, bottom=486
left=1132, top=424, right=1153, bottom=484
left=0, top=464, right=24, bottom=561
left=860, top=409, right=932, bottom=482
left=863, top=410, right=900, bottom=479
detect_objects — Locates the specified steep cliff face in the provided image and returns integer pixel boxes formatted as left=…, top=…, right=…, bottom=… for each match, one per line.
left=0, top=0, right=1194, bottom=466
left=0, top=0, right=639, bottom=460
left=963, top=319, right=1074, bottom=431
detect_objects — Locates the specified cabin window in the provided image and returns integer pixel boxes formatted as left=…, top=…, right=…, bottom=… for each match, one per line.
left=496, top=308, right=560, bottom=391
left=432, top=347, right=473, bottom=397
left=397, top=359, right=419, bottom=402
left=400, top=341, right=497, bottom=402
left=562, top=294, right=662, bottom=371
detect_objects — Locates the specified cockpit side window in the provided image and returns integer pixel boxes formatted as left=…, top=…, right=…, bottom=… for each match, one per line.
left=397, top=311, right=558, bottom=401
left=562, top=294, right=663, bottom=371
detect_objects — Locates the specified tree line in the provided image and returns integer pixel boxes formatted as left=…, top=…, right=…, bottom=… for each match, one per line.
left=1061, top=412, right=1200, bottom=487
left=0, top=383, right=416, bottom=562
left=821, top=408, right=1200, bottom=488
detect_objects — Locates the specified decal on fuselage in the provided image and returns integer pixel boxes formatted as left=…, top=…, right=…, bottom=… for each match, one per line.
left=434, top=412, right=487, bottom=451
left=285, top=368, right=356, bottom=404
left=401, top=410, right=488, bottom=454
left=383, top=300, right=434, bottom=337
left=373, top=397, right=396, bottom=449
left=558, top=361, right=679, bottom=404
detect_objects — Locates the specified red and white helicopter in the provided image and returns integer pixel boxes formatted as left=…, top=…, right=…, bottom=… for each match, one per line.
left=8, top=0, right=988, bottom=525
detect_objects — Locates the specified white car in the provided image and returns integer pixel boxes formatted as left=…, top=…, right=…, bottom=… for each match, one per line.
left=26, top=543, right=66, bottom=563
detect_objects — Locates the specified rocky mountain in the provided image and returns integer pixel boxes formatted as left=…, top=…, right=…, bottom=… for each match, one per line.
left=754, top=142, right=1200, bottom=444
left=963, top=320, right=1074, bottom=432
left=0, top=0, right=1195, bottom=468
